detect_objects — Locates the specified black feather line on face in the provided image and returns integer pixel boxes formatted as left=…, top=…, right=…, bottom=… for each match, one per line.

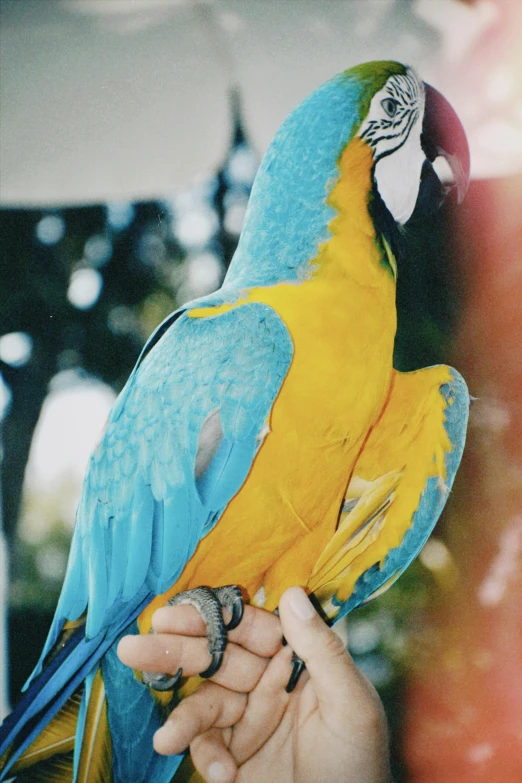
left=372, top=107, right=419, bottom=162
left=388, top=82, right=402, bottom=100
left=368, top=171, right=405, bottom=276
left=360, top=93, right=418, bottom=152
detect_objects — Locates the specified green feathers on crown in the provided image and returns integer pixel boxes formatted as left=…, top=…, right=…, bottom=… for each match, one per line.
left=341, top=61, right=409, bottom=126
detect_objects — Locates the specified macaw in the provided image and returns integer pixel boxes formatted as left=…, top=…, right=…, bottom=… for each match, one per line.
left=0, top=60, right=470, bottom=783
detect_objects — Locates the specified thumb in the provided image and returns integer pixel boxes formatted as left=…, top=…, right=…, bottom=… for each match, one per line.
left=278, top=587, right=380, bottom=723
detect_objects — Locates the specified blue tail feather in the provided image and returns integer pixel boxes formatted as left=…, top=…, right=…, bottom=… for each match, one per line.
left=102, top=627, right=184, bottom=783
left=0, top=594, right=152, bottom=781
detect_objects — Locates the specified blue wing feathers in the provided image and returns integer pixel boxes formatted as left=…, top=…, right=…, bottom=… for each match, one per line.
left=195, top=437, right=234, bottom=506
left=0, top=301, right=293, bottom=780
left=156, top=486, right=193, bottom=592
left=59, top=530, right=88, bottom=623
left=60, top=302, right=292, bottom=636
left=120, top=479, right=154, bottom=604
left=87, top=522, right=110, bottom=637
left=203, top=436, right=259, bottom=515
left=107, top=515, right=128, bottom=607
left=148, top=499, right=166, bottom=588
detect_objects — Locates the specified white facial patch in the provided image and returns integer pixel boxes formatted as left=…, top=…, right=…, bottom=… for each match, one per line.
left=374, top=123, right=425, bottom=224
left=357, top=69, right=426, bottom=225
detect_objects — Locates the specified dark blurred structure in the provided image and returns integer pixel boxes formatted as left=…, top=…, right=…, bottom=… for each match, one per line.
left=404, top=175, right=522, bottom=782
left=400, top=0, right=522, bottom=775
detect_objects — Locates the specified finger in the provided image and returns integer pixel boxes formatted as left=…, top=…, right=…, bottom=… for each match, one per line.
left=117, top=634, right=269, bottom=693
left=191, top=728, right=237, bottom=783
left=278, top=587, right=383, bottom=725
left=151, top=603, right=283, bottom=658
left=153, top=681, right=246, bottom=757
left=228, top=644, right=299, bottom=763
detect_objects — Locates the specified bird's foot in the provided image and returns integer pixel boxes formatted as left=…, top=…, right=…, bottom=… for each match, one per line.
left=142, top=585, right=244, bottom=692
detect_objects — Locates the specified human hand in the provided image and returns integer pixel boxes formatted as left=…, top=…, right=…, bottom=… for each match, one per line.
left=118, top=587, right=391, bottom=783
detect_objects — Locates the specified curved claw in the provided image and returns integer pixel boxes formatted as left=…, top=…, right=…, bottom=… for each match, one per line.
left=199, top=652, right=224, bottom=679
left=286, top=653, right=306, bottom=694
left=214, top=585, right=244, bottom=632
left=224, top=596, right=243, bottom=631
left=146, top=667, right=183, bottom=692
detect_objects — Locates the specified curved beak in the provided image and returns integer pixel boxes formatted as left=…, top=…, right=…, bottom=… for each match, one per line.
left=421, top=83, right=470, bottom=204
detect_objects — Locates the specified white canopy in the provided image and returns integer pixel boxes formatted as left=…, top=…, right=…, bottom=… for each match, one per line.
left=1, top=0, right=520, bottom=207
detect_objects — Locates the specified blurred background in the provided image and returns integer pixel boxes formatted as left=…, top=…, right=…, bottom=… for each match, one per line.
left=1, top=1, right=521, bottom=780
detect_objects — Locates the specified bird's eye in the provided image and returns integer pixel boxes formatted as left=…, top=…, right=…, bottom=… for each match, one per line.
left=381, top=98, right=399, bottom=118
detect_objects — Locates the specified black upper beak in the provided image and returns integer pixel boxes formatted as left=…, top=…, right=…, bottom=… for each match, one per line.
left=421, top=83, right=470, bottom=204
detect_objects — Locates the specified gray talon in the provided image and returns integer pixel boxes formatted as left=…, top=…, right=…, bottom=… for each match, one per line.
left=215, top=585, right=244, bottom=630
left=142, top=584, right=244, bottom=691
left=286, top=651, right=306, bottom=693
left=199, top=651, right=224, bottom=679
left=143, top=667, right=183, bottom=692
left=272, top=606, right=303, bottom=688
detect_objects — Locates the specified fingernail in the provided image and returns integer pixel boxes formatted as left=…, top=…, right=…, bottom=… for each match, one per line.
left=289, top=588, right=316, bottom=620
left=153, top=723, right=177, bottom=754
left=151, top=607, right=167, bottom=629
left=207, top=761, right=229, bottom=783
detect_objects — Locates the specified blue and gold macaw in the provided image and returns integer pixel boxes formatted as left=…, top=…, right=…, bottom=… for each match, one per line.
left=0, top=61, right=470, bottom=782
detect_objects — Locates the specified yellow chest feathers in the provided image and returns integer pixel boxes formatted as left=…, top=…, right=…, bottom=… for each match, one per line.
left=191, top=138, right=397, bottom=441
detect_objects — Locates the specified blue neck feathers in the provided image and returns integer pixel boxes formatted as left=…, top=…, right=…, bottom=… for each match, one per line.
left=224, top=75, right=364, bottom=289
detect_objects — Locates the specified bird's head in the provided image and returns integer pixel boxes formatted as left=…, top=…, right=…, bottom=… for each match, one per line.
left=347, top=61, right=469, bottom=225
left=226, top=60, right=469, bottom=288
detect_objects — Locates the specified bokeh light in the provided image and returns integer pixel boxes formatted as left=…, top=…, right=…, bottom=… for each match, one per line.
left=223, top=190, right=249, bottom=236
left=67, top=268, right=103, bottom=310
left=0, top=374, right=12, bottom=421
left=174, top=206, right=219, bottom=249
left=106, top=201, right=136, bottom=231
left=35, top=545, right=67, bottom=582
left=84, top=234, right=112, bottom=267
left=0, top=332, right=33, bottom=368
left=35, top=214, right=65, bottom=246
left=225, top=143, right=258, bottom=187
left=177, top=252, right=224, bottom=304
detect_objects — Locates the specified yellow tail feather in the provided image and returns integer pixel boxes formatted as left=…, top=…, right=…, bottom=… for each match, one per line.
left=76, top=669, right=112, bottom=783
left=7, top=669, right=112, bottom=783
left=9, top=689, right=81, bottom=775
left=15, top=750, right=75, bottom=783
